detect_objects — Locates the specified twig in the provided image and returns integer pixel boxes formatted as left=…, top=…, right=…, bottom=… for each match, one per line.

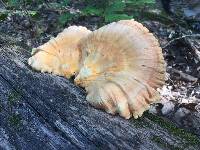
left=163, top=34, right=200, bottom=49
left=171, top=68, right=198, bottom=83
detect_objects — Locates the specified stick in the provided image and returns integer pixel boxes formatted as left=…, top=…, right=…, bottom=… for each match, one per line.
left=171, top=68, right=198, bottom=83
left=163, top=34, right=200, bottom=49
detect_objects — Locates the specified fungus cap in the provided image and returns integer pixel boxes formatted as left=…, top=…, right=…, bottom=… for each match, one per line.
left=28, top=26, right=91, bottom=78
left=75, top=20, right=165, bottom=119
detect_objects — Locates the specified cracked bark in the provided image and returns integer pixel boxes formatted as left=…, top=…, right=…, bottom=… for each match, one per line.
left=0, top=37, right=200, bottom=150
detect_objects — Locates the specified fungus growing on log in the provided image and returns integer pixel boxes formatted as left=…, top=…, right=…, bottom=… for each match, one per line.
left=28, top=20, right=165, bottom=119
left=28, top=26, right=91, bottom=78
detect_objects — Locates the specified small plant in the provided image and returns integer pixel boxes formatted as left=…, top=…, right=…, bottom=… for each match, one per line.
left=82, top=0, right=156, bottom=23
left=126, top=0, right=155, bottom=19
left=2, top=0, right=156, bottom=26
left=58, top=12, right=74, bottom=25
left=2, top=0, right=38, bottom=18
left=82, top=0, right=132, bottom=23
left=0, top=13, right=8, bottom=21
left=5, top=0, right=20, bottom=8
left=57, top=0, right=74, bottom=25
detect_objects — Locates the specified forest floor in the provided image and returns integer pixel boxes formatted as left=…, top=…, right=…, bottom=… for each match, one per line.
left=0, top=0, right=200, bottom=139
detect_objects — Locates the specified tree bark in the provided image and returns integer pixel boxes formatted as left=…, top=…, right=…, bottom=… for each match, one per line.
left=0, top=35, right=199, bottom=150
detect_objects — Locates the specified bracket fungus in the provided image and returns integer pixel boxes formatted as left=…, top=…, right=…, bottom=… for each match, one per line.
left=28, top=26, right=91, bottom=78
left=28, top=20, right=165, bottom=119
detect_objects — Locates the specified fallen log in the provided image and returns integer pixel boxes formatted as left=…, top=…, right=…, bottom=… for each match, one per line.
left=0, top=35, right=200, bottom=150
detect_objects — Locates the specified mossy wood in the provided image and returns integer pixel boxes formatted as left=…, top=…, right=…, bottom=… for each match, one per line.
left=0, top=35, right=200, bottom=149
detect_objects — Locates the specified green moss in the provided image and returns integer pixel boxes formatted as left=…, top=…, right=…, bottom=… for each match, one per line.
left=131, top=116, right=152, bottom=128
left=9, top=114, right=22, bottom=128
left=8, top=91, right=22, bottom=106
left=152, top=135, right=181, bottom=150
left=145, top=112, right=200, bottom=146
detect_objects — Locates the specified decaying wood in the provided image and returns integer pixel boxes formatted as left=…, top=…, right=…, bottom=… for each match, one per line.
left=171, top=68, right=198, bottom=82
left=183, top=36, right=200, bottom=61
left=163, top=33, right=200, bottom=62
left=163, top=34, right=200, bottom=49
left=0, top=35, right=200, bottom=149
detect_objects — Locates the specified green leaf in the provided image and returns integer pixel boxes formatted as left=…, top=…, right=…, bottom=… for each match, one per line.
left=126, top=0, right=155, bottom=5
left=49, top=1, right=70, bottom=9
left=28, top=11, right=37, bottom=16
left=58, top=12, right=73, bottom=25
left=82, top=6, right=103, bottom=16
left=7, top=0, right=20, bottom=7
left=0, top=13, right=8, bottom=21
left=107, top=0, right=126, bottom=12
left=105, top=13, right=133, bottom=22
left=62, top=0, right=70, bottom=6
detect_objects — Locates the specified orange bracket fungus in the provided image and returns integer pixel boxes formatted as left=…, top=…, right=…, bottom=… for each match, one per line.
left=28, top=26, right=91, bottom=78
left=28, top=20, right=165, bottom=119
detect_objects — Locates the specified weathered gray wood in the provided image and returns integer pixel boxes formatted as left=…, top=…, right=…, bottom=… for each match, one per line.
left=0, top=76, right=79, bottom=150
left=0, top=37, right=200, bottom=150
